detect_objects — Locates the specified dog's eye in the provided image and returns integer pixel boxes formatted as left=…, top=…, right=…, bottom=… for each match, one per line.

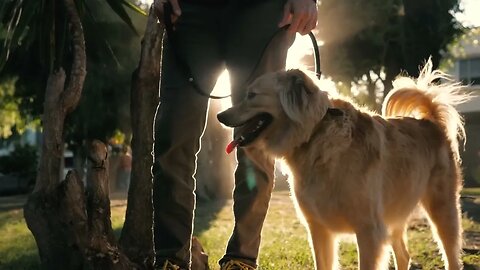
left=247, top=92, right=256, bottom=100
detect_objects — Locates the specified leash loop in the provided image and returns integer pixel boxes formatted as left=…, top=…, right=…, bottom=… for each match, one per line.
left=308, top=31, right=322, bottom=80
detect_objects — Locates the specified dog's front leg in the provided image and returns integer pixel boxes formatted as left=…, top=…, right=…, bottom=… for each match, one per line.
left=307, top=221, right=337, bottom=270
left=356, top=224, right=388, bottom=270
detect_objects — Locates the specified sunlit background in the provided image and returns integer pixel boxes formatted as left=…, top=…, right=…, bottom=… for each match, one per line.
left=456, top=0, right=480, bottom=27
left=210, top=34, right=319, bottom=109
left=141, top=0, right=480, bottom=110
left=1, top=1, right=480, bottom=268
left=139, top=0, right=480, bottom=186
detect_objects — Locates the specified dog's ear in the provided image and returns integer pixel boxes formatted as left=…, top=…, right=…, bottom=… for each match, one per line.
left=280, top=69, right=313, bottom=123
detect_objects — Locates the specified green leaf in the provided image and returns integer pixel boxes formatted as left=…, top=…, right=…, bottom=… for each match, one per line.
left=121, top=0, right=147, bottom=16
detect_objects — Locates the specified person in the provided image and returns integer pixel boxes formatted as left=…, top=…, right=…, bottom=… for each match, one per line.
left=152, top=0, right=317, bottom=269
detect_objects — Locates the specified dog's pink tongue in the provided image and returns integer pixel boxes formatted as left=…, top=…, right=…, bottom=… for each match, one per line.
left=226, top=140, right=238, bottom=154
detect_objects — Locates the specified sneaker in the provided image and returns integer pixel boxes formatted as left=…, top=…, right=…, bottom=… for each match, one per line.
left=160, top=260, right=182, bottom=270
left=220, top=260, right=256, bottom=270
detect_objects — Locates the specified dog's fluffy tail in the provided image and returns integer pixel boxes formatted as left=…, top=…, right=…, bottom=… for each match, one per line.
left=382, top=59, right=471, bottom=159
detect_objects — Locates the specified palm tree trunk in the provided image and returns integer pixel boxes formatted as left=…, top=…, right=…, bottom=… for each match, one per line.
left=23, top=2, right=207, bottom=269
left=119, top=5, right=163, bottom=267
left=23, top=0, right=158, bottom=268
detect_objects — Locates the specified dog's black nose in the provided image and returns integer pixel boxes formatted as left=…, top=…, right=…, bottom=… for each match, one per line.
left=217, top=112, right=227, bottom=124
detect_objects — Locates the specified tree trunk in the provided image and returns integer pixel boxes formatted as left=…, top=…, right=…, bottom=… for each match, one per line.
left=27, top=140, right=138, bottom=270
left=119, top=4, right=163, bottom=268
left=23, top=0, right=88, bottom=268
left=24, top=2, right=209, bottom=269
left=23, top=70, right=84, bottom=270
left=120, top=4, right=209, bottom=269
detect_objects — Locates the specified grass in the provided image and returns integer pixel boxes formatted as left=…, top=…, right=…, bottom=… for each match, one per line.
left=463, top=187, right=480, bottom=197
left=0, top=209, right=39, bottom=269
left=0, top=191, right=480, bottom=269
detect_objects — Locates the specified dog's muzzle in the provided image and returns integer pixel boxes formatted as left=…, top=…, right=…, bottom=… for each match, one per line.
left=218, top=112, right=273, bottom=153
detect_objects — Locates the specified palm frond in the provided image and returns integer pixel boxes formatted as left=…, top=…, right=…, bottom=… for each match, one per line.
left=121, top=0, right=147, bottom=16
left=0, top=0, right=145, bottom=72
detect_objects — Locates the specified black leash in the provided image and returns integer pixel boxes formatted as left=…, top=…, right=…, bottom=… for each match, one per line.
left=163, top=2, right=322, bottom=99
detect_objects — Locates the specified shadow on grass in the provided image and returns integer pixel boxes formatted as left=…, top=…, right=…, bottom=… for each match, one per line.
left=0, top=254, right=40, bottom=270
left=111, top=197, right=228, bottom=238
left=0, top=193, right=33, bottom=236
left=114, top=198, right=229, bottom=235
left=194, top=198, right=228, bottom=236
left=0, top=191, right=227, bottom=267
left=461, top=196, right=480, bottom=223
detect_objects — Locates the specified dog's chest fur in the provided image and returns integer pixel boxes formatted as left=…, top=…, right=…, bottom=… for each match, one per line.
left=287, top=152, right=381, bottom=232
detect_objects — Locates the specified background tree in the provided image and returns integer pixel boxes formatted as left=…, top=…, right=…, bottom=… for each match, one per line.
left=316, top=0, right=464, bottom=109
left=1, top=0, right=147, bottom=177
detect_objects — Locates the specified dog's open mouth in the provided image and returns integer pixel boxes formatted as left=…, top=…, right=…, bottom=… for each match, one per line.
left=225, top=113, right=273, bottom=154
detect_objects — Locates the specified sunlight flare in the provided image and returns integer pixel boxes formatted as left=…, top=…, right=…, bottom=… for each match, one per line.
left=213, top=34, right=321, bottom=110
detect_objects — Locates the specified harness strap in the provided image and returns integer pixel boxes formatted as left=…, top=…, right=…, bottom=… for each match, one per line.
left=163, top=2, right=322, bottom=99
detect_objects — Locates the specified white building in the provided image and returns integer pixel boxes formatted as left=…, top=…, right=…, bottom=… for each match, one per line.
left=0, top=128, right=41, bottom=156
left=453, top=28, right=480, bottom=113
left=450, top=28, right=480, bottom=186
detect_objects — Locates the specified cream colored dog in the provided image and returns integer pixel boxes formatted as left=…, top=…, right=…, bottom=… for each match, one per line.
left=217, top=61, right=468, bottom=270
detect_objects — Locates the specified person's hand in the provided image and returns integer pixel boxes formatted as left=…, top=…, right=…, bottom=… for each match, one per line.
left=278, top=0, right=317, bottom=35
left=154, top=0, right=181, bottom=24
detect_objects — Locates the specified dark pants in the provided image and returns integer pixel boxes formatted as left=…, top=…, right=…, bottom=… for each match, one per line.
left=153, top=1, right=295, bottom=269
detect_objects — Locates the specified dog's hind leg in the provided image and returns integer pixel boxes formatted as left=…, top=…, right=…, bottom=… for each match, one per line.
left=421, top=197, right=463, bottom=270
left=307, top=221, right=337, bottom=270
left=421, top=168, right=463, bottom=270
left=391, top=226, right=410, bottom=270
left=356, top=223, right=389, bottom=270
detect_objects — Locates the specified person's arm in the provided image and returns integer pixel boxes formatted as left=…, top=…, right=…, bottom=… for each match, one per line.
left=278, top=0, right=317, bottom=35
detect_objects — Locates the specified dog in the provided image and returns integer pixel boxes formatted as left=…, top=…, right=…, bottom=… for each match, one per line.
left=217, top=61, right=468, bottom=270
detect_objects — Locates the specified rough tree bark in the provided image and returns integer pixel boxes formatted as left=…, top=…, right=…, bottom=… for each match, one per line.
left=28, top=139, right=138, bottom=269
left=60, top=141, right=135, bottom=269
left=119, top=5, right=209, bottom=268
left=24, top=2, right=210, bottom=269
left=22, top=0, right=139, bottom=268
left=23, top=0, right=88, bottom=268
left=118, top=4, right=163, bottom=267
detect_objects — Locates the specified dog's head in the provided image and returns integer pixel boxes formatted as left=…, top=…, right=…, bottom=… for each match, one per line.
left=217, top=69, right=332, bottom=156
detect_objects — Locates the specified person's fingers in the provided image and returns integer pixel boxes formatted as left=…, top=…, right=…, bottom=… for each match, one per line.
left=298, top=13, right=311, bottom=34
left=288, top=11, right=305, bottom=33
left=279, top=0, right=318, bottom=33
left=301, top=12, right=317, bottom=35
left=278, top=2, right=292, bottom=28
left=309, top=14, right=318, bottom=31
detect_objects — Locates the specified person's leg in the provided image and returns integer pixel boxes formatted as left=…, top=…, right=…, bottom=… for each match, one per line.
left=220, top=0, right=295, bottom=268
left=153, top=3, right=226, bottom=269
